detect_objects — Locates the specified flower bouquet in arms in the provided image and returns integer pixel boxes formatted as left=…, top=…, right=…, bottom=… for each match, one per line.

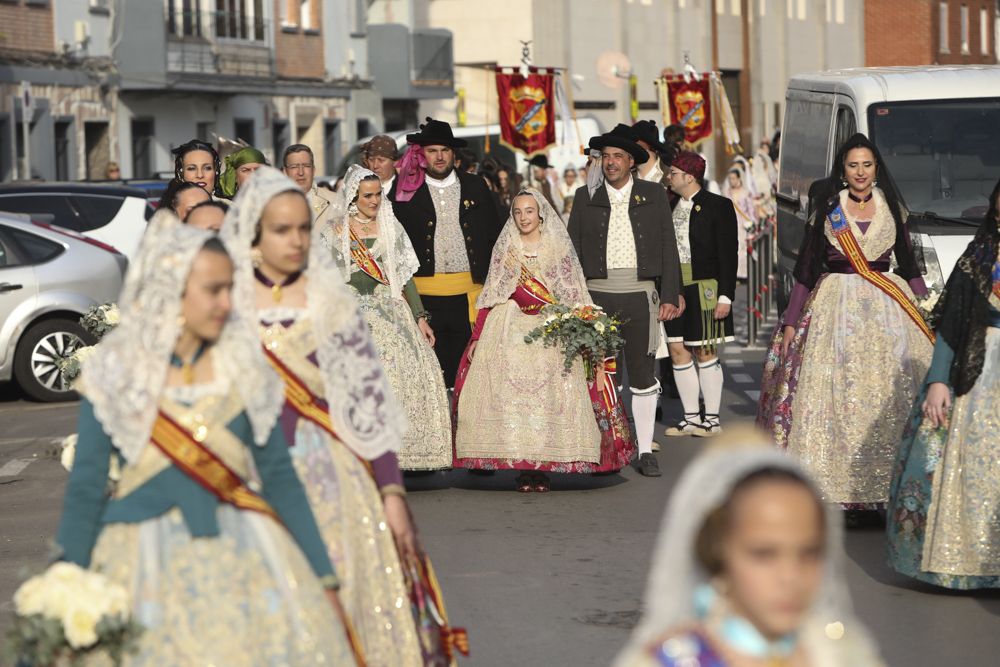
left=6, top=562, right=142, bottom=666
left=524, top=303, right=625, bottom=381
left=58, top=303, right=120, bottom=386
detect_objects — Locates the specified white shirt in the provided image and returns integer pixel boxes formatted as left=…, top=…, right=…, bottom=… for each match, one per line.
left=673, top=189, right=731, bottom=305
left=606, top=177, right=638, bottom=270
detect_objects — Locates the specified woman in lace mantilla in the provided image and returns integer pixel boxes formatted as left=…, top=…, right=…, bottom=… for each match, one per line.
left=453, top=188, right=635, bottom=492
left=324, top=165, right=453, bottom=471
left=757, top=134, right=933, bottom=511
left=886, top=178, right=1000, bottom=589
left=56, top=211, right=354, bottom=666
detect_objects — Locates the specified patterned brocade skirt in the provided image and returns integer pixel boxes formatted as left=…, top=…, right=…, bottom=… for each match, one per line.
left=886, top=327, right=1000, bottom=589
left=89, top=506, right=354, bottom=666
left=454, top=302, right=634, bottom=472
left=758, top=273, right=933, bottom=506
left=355, top=288, right=453, bottom=470
left=290, top=420, right=423, bottom=667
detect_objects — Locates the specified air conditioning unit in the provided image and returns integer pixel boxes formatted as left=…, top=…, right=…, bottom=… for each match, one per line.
left=89, top=0, right=111, bottom=10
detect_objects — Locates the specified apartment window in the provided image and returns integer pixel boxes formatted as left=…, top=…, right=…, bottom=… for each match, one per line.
left=731, top=0, right=740, bottom=16
left=300, top=0, right=312, bottom=29
left=981, top=7, right=990, bottom=54
left=348, top=0, right=367, bottom=36
left=196, top=121, right=215, bottom=143
left=167, top=0, right=201, bottom=37
left=961, top=4, right=970, bottom=54
left=216, top=0, right=265, bottom=41
left=940, top=2, right=950, bottom=53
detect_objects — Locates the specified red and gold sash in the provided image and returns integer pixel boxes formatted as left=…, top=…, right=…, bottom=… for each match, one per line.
left=261, top=346, right=374, bottom=476
left=150, top=410, right=279, bottom=522
left=349, top=226, right=390, bottom=286
left=828, top=205, right=934, bottom=343
left=517, top=264, right=556, bottom=313
left=598, top=357, right=620, bottom=411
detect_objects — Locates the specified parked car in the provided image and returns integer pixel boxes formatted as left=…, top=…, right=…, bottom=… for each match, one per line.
left=0, top=183, right=153, bottom=260
left=776, top=65, right=1000, bottom=311
left=0, top=213, right=126, bottom=401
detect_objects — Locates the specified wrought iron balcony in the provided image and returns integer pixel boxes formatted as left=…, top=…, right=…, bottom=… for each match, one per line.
left=165, top=9, right=274, bottom=78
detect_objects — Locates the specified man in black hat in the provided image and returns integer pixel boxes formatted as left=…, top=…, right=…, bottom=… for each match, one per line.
left=389, top=118, right=503, bottom=388
left=632, top=120, right=671, bottom=189
left=528, top=153, right=562, bottom=215
left=567, top=124, right=684, bottom=478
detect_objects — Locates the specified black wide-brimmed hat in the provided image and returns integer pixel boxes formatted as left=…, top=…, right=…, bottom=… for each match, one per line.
left=631, top=120, right=669, bottom=153
left=406, top=117, right=468, bottom=148
left=588, top=124, right=649, bottom=165
left=529, top=154, right=552, bottom=169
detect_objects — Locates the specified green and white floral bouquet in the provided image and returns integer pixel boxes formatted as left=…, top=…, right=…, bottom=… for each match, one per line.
left=59, top=303, right=120, bottom=385
left=6, top=562, right=142, bottom=666
left=524, top=303, right=625, bottom=380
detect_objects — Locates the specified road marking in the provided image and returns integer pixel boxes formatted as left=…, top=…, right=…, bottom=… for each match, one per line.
left=731, top=373, right=754, bottom=384
left=725, top=359, right=745, bottom=368
left=0, top=458, right=34, bottom=477
left=745, top=390, right=761, bottom=401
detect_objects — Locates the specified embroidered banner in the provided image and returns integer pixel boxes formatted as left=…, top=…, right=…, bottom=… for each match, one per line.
left=664, top=77, right=713, bottom=147
left=150, top=410, right=279, bottom=522
left=349, top=226, right=389, bottom=286
left=828, top=205, right=935, bottom=343
left=495, top=68, right=557, bottom=158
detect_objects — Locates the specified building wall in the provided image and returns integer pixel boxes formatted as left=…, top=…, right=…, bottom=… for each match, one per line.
left=53, top=1, right=113, bottom=58
left=274, top=0, right=325, bottom=80
left=865, top=0, right=934, bottom=65
left=0, top=1, right=55, bottom=54
left=935, top=0, right=997, bottom=64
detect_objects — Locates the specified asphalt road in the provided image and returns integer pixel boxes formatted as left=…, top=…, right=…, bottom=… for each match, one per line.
left=1, top=344, right=998, bottom=665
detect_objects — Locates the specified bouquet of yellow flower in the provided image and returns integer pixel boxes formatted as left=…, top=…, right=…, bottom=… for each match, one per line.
left=524, top=303, right=625, bottom=380
left=6, top=562, right=142, bottom=667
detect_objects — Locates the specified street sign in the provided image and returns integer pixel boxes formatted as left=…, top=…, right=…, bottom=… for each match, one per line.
left=20, top=81, right=33, bottom=115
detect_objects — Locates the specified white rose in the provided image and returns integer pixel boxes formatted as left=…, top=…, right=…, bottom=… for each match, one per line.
left=544, top=315, right=557, bottom=324
left=45, top=562, right=84, bottom=585
left=594, top=322, right=606, bottom=334
left=561, top=313, right=572, bottom=320
left=104, top=304, right=120, bottom=325
left=63, top=604, right=100, bottom=649
left=73, top=345, right=96, bottom=365
left=13, top=576, right=47, bottom=616
left=60, top=434, right=78, bottom=472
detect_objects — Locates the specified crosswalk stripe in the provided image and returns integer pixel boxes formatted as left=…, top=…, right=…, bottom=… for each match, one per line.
left=0, top=458, right=34, bottom=477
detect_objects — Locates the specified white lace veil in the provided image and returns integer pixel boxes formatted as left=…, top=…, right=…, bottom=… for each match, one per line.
left=78, top=209, right=284, bottom=464
left=221, top=166, right=404, bottom=459
left=476, top=187, right=591, bottom=309
left=614, top=440, right=884, bottom=667
left=322, top=164, right=421, bottom=300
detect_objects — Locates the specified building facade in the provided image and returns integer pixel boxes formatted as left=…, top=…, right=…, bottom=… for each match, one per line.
left=866, top=0, right=997, bottom=66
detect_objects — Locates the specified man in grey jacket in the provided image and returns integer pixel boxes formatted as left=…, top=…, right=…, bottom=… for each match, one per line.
left=567, top=124, right=684, bottom=477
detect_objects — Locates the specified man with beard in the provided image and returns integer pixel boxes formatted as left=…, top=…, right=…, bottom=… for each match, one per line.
left=567, top=124, right=684, bottom=477
left=389, top=118, right=503, bottom=388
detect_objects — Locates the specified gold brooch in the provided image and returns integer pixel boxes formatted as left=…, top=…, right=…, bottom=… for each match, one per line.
left=695, top=204, right=702, bottom=212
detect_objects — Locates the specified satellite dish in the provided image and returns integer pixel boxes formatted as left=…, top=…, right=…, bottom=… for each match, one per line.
left=596, top=51, right=632, bottom=90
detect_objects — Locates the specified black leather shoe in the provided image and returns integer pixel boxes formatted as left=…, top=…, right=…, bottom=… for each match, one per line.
left=637, top=453, right=662, bottom=477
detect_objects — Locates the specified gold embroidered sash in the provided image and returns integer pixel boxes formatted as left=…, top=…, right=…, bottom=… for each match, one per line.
left=262, top=345, right=374, bottom=477
left=150, top=410, right=279, bottom=522
left=349, top=226, right=390, bottom=286
left=828, top=204, right=934, bottom=343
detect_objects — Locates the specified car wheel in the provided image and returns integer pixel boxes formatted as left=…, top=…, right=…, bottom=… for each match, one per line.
left=13, top=319, right=92, bottom=402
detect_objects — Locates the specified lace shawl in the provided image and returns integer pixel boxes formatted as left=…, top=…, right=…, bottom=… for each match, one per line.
left=930, top=217, right=1000, bottom=396
left=322, top=164, right=421, bottom=300
left=78, top=210, right=284, bottom=464
left=476, top=187, right=591, bottom=309
left=221, top=166, right=404, bottom=458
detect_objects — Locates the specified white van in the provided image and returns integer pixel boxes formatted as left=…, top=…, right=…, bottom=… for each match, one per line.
left=776, top=66, right=1000, bottom=310
left=335, top=117, right=603, bottom=182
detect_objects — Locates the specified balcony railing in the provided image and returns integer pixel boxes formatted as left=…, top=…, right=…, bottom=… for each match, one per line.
left=165, top=9, right=274, bottom=78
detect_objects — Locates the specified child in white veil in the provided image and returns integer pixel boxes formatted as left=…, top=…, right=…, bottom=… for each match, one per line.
left=615, top=429, right=885, bottom=667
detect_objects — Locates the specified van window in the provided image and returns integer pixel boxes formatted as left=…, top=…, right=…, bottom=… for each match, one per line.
left=72, top=195, right=126, bottom=230
left=833, top=106, right=857, bottom=155
left=0, top=194, right=82, bottom=231
left=869, top=99, right=1000, bottom=220
left=778, top=95, right=834, bottom=201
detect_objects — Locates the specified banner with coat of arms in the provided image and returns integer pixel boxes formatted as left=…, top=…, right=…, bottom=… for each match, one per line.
left=664, top=77, right=713, bottom=147
left=495, top=68, right=556, bottom=158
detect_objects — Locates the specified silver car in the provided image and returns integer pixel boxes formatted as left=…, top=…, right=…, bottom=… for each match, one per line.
left=0, top=213, right=126, bottom=401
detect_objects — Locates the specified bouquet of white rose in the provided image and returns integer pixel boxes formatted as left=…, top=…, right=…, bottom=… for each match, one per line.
left=6, top=562, right=142, bottom=666
left=58, top=303, right=120, bottom=386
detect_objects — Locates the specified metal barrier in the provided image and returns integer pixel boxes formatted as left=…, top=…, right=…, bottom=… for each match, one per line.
left=743, top=214, right=779, bottom=347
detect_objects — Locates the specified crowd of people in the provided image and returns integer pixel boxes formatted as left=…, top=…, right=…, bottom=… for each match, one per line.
left=20, top=111, right=999, bottom=667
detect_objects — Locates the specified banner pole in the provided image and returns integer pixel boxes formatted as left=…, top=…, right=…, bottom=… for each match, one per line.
left=559, top=70, right=584, bottom=154
left=485, top=67, right=492, bottom=154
